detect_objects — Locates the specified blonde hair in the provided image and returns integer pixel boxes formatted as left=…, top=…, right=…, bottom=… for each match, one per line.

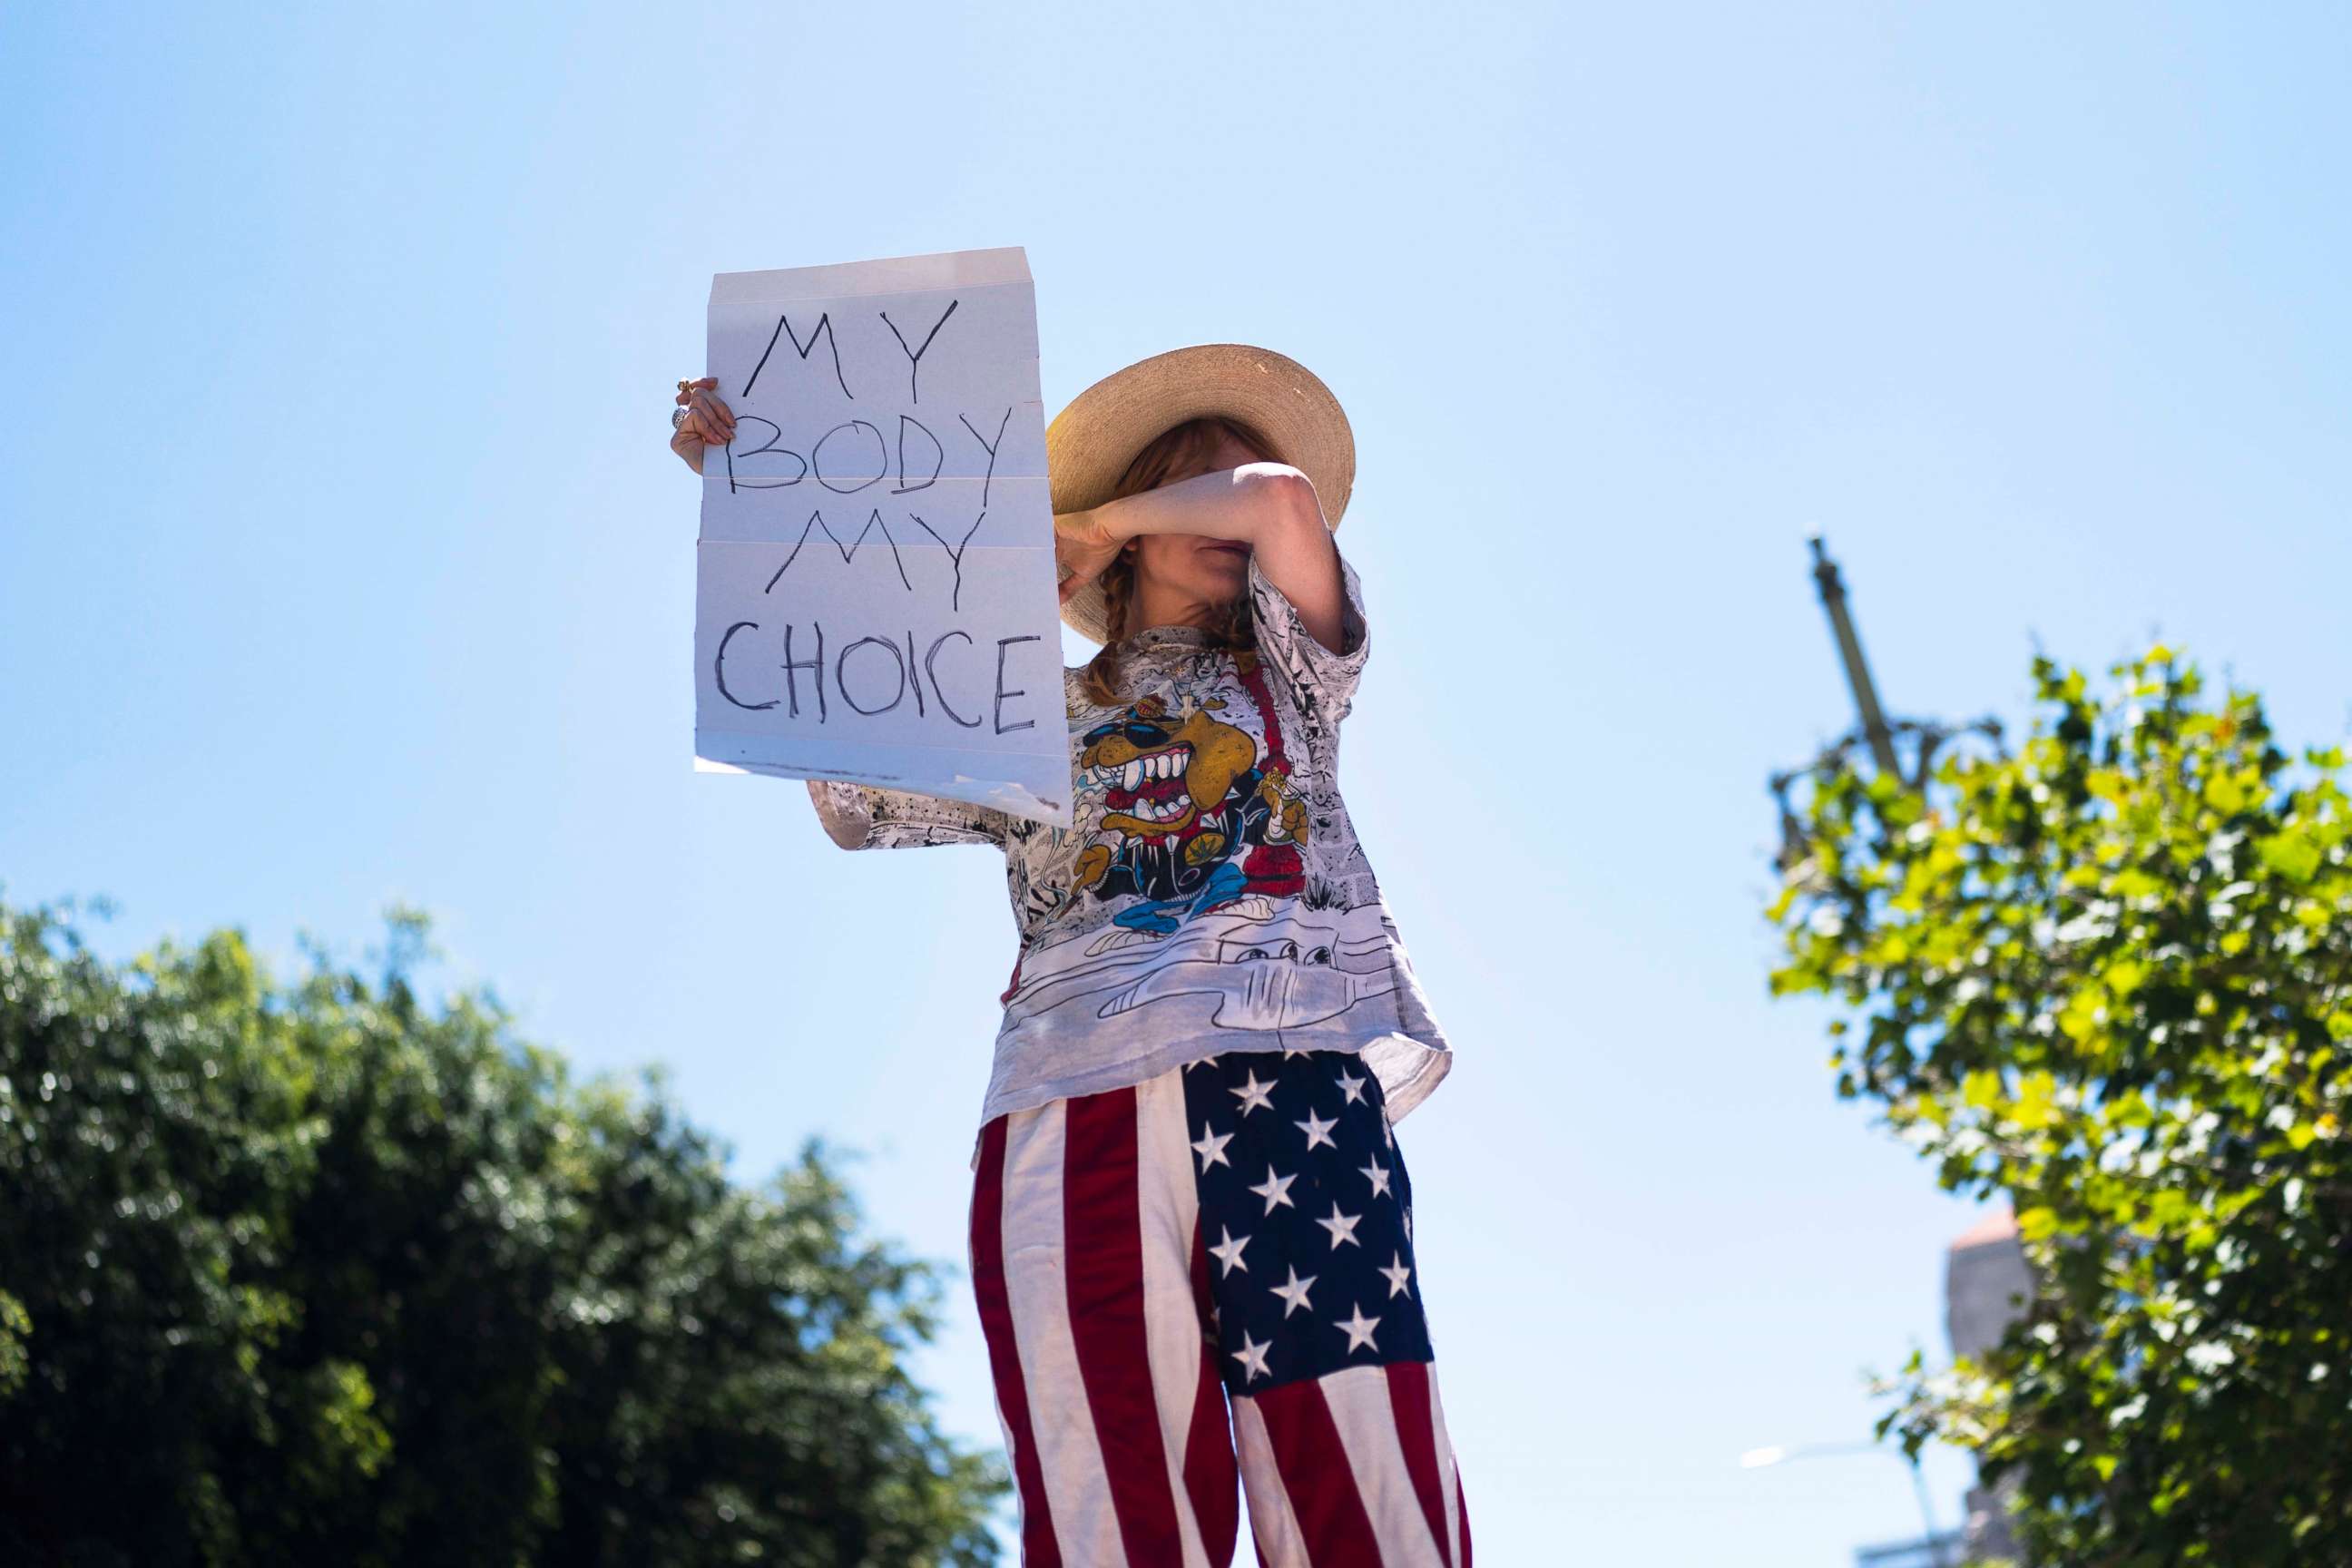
left=1076, top=415, right=1278, bottom=707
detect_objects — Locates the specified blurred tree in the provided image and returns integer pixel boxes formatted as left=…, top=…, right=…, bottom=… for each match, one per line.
left=0, top=899, right=1004, bottom=1566
left=1768, top=647, right=2352, bottom=1564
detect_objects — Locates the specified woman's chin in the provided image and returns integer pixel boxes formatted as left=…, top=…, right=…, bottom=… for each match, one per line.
left=1194, top=574, right=1247, bottom=604
left=1196, top=549, right=1252, bottom=582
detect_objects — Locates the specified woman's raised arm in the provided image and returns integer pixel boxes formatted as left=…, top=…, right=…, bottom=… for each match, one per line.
left=1054, top=463, right=1349, bottom=653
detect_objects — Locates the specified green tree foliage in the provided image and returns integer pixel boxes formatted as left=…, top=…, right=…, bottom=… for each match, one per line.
left=0, top=900, right=1004, bottom=1567
left=1768, top=648, right=2352, bottom=1563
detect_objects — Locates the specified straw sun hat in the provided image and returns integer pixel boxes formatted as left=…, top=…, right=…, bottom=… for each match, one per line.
left=1046, top=342, right=1356, bottom=644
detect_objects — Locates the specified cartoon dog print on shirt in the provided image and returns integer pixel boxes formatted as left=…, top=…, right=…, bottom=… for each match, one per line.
left=1073, top=680, right=1310, bottom=949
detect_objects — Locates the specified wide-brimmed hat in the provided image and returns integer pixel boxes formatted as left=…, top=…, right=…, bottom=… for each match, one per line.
left=1046, top=342, right=1356, bottom=644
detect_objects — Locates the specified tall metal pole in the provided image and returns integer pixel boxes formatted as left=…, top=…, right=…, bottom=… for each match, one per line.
left=1808, top=536, right=1901, bottom=779
left=1779, top=544, right=1967, bottom=1566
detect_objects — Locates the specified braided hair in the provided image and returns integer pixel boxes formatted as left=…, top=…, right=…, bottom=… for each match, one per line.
left=1076, top=414, right=1276, bottom=708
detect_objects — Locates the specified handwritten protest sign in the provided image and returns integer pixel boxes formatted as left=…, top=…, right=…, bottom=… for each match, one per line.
left=692, top=247, right=1070, bottom=826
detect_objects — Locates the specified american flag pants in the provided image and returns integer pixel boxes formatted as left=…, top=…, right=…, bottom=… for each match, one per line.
left=968, top=1048, right=1472, bottom=1567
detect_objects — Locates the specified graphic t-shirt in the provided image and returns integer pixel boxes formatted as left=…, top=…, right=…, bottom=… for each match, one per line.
left=808, top=551, right=1454, bottom=1135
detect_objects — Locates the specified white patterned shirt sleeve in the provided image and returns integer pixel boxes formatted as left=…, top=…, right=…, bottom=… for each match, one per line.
left=804, top=779, right=1014, bottom=851
left=1244, top=546, right=1371, bottom=750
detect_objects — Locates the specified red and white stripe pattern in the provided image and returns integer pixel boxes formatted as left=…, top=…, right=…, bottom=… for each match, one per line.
left=968, top=1059, right=1471, bottom=1566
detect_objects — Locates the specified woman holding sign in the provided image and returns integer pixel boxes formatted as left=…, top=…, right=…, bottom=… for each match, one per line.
left=673, top=345, right=1470, bottom=1568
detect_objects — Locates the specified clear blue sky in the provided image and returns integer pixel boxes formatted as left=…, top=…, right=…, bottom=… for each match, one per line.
left=5, top=3, right=2348, bottom=1560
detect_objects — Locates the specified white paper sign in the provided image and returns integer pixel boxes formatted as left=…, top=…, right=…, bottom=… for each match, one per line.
left=693, top=247, right=1070, bottom=826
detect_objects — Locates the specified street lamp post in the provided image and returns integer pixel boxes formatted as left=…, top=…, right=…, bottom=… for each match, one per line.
left=1740, top=1440, right=1953, bottom=1568
left=1759, top=541, right=2000, bottom=1568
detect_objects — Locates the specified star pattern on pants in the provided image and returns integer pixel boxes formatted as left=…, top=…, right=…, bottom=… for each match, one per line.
left=1181, top=1049, right=1432, bottom=1393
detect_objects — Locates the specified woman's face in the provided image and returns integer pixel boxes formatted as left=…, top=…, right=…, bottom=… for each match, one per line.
left=1125, top=428, right=1265, bottom=609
